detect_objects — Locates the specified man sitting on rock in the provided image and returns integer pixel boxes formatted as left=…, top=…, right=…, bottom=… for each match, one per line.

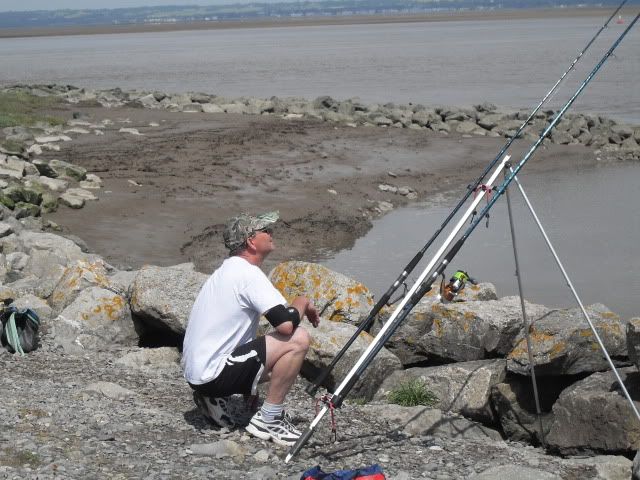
left=182, top=211, right=319, bottom=446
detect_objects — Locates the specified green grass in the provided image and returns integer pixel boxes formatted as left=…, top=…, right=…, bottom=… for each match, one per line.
left=0, top=91, right=64, bottom=128
left=387, top=378, right=438, bottom=407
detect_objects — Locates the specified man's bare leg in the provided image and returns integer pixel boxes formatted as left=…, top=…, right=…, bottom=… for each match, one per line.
left=263, top=327, right=310, bottom=404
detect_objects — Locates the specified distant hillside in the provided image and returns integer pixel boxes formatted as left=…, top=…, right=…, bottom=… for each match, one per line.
left=0, top=0, right=635, bottom=29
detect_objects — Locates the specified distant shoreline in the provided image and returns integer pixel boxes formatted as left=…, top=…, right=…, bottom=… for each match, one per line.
left=0, top=7, right=621, bottom=39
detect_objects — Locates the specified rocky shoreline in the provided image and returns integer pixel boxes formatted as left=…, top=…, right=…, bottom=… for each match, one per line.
left=1, top=84, right=640, bottom=479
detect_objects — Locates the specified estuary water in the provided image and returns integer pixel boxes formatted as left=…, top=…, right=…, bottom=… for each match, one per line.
left=324, top=160, right=640, bottom=320
left=0, top=15, right=638, bottom=122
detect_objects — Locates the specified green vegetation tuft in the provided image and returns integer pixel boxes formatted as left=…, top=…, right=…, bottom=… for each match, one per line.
left=387, top=378, right=438, bottom=407
left=0, top=91, right=64, bottom=128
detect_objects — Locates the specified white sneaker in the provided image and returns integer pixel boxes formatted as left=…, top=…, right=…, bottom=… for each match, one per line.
left=192, top=392, right=237, bottom=428
left=245, top=410, right=302, bottom=446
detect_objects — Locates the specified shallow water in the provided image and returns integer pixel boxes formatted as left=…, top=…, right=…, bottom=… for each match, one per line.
left=323, top=160, right=640, bottom=320
left=0, top=15, right=638, bottom=122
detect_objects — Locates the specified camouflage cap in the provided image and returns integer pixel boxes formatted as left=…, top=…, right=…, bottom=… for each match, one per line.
left=223, top=211, right=279, bottom=252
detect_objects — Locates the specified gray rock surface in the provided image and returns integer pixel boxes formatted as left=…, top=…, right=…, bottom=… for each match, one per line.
left=130, top=263, right=207, bottom=334
left=50, top=287, right=136, bottom=352
left=507, top=304, right=628, bottom=376
left=566, top=455, right=632, bottom=480
left=546, top=367, right=640, bottom=455
left=468, top=464, right=562, bottom=480
left=304, top=319, right=401, bottom=400
left=269, top=261, right=376, bottom=326
left=376, top=359, right=506, bottom=424
left=366, top=404, right=502, bottom=442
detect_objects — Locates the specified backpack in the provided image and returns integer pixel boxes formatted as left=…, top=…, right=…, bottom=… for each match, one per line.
left=301, top=465, right=385, bottom=480
left=0, top=303, right=40, bottom=355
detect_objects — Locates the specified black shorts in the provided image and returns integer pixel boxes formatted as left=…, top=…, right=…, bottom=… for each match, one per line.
left=189, top=336, right=267, bottom=398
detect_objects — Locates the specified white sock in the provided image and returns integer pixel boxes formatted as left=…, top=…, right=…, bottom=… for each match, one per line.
left=260, top=401, right=283, bottom=422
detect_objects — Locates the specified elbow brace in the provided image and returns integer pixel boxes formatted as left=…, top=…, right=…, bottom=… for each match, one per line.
left=265, top=304, right=300, bottom=330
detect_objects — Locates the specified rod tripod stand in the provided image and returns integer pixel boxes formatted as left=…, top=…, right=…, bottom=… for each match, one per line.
left=503, top=163, right=640, bottom=447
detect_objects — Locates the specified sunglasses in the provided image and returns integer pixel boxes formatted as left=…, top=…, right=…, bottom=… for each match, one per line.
left=255, top=227, right=273, bottom=235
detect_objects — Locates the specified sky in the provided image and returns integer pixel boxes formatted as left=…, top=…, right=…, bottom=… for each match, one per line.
left=0, top=0, right=275, bottom=11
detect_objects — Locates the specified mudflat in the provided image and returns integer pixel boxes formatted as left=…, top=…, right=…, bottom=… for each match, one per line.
left=39, top=102, right=597, bottom=275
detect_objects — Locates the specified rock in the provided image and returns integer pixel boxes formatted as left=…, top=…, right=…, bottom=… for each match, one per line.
left=48, top=159, right=87, bottom=181
left=490, top=378, right=561, bottom=444
left=566, top=455, right=632, bottom=480
left=21, top=249, right=67, bottom=298
left=469, top=465, right=561, bottom=480
left=610, top=124, right=634, bottom=139
left=24, top=175, right=69, bottom=193
left=621, top=137, right=640, bottom=153
left=0, top=155, right=26, bottom=179
left=269, top=261, right=376, bottom=326
left=546, top=367, right=640, bottom=455
left=633, top=450, right=640, bottom=480
left=627, top=318, right=640, bottom=370
left=474, top=102, right=497, bottom=113
left=188, top=440, right=246, bottom=459
left=507, top=304, right=628, bottom=376
left=456, top=120, right=481, bottom=135
left=3, top=184, right=42, bottom=205
left=51, top=287, right=136, bottom=352
left=372, top=116, right=393, bottom=127
left=304, top=320, right=401, bottom=400
left=429, top=121, right=450, bottom=133
left=19, top=230, right=87, bottom=264
left=476, top=113, right=508, bottom=130
left=84, top=381, right=136, bottom=400
left=49, top=260, right=112, bottom=313
left=115, top=347, right=180, bottom=370
left=386, top=296, right=547, bottom=364
left=378, top=183, right=398, bottom=193
left=14, top=202, right=41, bottom=219
left=375, top=359, right=506, bottom=424
left=130, top=263, right=207, bottom=334
left=31, top=158, right=58, bottom=178
left=60, top=188, right=97, bottom=208
left=201, top=103, right=224, bottom=113
left=412, top=109, right=440, bottom=127
left=366, top=404, right=502, bottom=441
left=79, top=173, right=102, bottom=190
left=10, top=294, right=53, bottom=322
left=0, top=222, right=13, bottom=238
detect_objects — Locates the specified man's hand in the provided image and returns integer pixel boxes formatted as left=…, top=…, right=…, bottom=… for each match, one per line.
left=306, top=303, right=320, bottom=328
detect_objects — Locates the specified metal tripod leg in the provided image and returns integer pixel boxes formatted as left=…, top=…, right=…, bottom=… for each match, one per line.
left=504, top=168, right=547, bottom=448
left=509, top=166, right=640, bottom=423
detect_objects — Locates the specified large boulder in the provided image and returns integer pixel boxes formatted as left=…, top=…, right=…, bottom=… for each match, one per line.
left=628, top=318, right=640, bottom=371
left=130, top=263, right=207, bottom=334
left=49, top=259, right=112, bottom=313
left=566, top=455, right=632, bottom=480
left=18, top=230, right=87, bottom=264
left=371, top=283, right=497, bottom=365
left=490, top=376, right=569, bottom=444
left=507, top=304, right=628, bottom=376
left=546, top=367, right=640, bottom=455
left=50, top=287, right=136, bottom=352
left=386, top=296, right=547, bottom=364
left=365, top=404, right=502, bottom=442
left=47, top=159, right=87, bottom=181
left=375, top=359, right=506, bottom=424
left=303, top=320, right=401, bottom=401
left=269, top=262, right=375, bottom=326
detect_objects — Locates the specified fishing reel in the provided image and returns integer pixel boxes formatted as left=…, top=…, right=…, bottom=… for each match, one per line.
left=440, top=270, right=477, bottom=302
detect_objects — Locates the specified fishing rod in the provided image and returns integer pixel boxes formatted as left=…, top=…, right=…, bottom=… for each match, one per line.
left=304, top=0, right=629, bottom=397
left=287, top=12, right=639, bottom=463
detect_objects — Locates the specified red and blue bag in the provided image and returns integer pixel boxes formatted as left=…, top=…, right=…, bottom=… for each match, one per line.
left=301, top=464, right=385, bottom=480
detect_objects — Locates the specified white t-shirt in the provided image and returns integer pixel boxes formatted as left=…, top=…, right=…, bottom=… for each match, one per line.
left=182, top=256, right=286, bottom=385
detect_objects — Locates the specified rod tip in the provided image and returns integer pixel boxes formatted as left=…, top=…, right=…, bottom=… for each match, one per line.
left=285, top=454, right=292, bottom=464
